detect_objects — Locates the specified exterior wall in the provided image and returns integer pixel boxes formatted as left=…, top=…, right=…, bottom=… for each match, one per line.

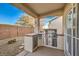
left=0, top=24, right=33, bottom=40
left=48, top=16, right=64, bottom=50
left=49, top=16, right=63, bottom=34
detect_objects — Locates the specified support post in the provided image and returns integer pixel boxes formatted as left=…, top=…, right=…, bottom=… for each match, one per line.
left=34, top=17, right=40, bottom=34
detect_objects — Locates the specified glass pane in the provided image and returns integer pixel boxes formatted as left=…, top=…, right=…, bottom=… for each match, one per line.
left=67, top=11, right=72, bottom=35
left=77, top=20, right=79, bottom=38
left=73, top=38, right=75, bottom=56
left=77, top=4, right=79, bottom=38
left=73, top=28, right=76, bottom=37
left=52, top=38, right=57, bottom=47
left=67, top=35, right=71, bottom=55
left=67, top=28, right=71, bottom=35
left=73, top=7, right=76, bottom=26
left=77, top=39, right=79, bottom=56
left=73, top=7, right=76, bottom=14
left=73, top=17, right=76, bottom=26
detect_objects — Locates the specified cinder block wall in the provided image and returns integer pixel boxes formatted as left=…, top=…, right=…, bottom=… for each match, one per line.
left=0, top=24, right=34, bottom=40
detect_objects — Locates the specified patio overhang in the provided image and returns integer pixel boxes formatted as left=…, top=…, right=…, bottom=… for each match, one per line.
left=12, top=3, right=66, bottom=18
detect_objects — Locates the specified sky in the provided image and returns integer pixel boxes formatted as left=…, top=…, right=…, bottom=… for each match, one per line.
left=41, top=16, right=56, bottom=28
left=0, top=3, right=25, bottom=24
left=43, top=16, right=55, bottom=24
left=0, top=3, right=54, bottom=26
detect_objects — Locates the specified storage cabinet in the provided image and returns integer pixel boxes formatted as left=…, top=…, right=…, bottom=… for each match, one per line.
left=24, top=33, right=38, bottom=52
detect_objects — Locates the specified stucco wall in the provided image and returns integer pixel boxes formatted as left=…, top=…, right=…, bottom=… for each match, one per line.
left=48, top=16, right=64, bottom=50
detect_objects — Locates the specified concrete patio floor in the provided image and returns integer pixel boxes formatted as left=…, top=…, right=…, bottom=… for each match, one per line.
left=17, top=46, right=64, bottom=56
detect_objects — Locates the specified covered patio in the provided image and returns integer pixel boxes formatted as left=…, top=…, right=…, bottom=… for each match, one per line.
left=11, top=3, right=65, bottom=56
left=0, top=3, right=78, bottom=56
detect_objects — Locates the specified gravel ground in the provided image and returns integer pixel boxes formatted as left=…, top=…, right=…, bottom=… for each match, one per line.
left=0, top=39, right=24, bottom=56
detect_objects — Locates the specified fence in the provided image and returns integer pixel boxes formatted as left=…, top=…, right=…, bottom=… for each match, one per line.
left=0, top=24, right=33, bottom=40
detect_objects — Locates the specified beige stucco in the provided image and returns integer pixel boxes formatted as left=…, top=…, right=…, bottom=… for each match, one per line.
left=28, top=3, right=65, bottom=15
left=12, top=3, right=66, bottom=18
left=48, top=16, right=64, bottom=50
left=40, top=9, right=64, bottom=18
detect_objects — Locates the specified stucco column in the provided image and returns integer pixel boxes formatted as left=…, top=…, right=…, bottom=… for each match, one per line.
left=34, top=17, right=40, bottom=34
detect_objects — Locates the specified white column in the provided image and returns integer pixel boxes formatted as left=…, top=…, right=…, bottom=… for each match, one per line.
left=34, top=18, right=40, bottom=34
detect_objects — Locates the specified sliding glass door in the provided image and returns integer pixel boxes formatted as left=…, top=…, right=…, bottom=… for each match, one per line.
left=64, top=4, right=77, bottom=56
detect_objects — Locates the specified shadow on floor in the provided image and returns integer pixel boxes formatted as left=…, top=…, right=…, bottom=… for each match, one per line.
left=25, top=46, right=64, bottom=56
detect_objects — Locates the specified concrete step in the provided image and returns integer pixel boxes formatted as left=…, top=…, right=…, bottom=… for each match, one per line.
left=16, top=50, right=29, bottom=56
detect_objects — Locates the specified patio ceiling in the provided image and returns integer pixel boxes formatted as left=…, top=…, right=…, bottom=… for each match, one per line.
left=12, top=3, right=66, bottom=18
